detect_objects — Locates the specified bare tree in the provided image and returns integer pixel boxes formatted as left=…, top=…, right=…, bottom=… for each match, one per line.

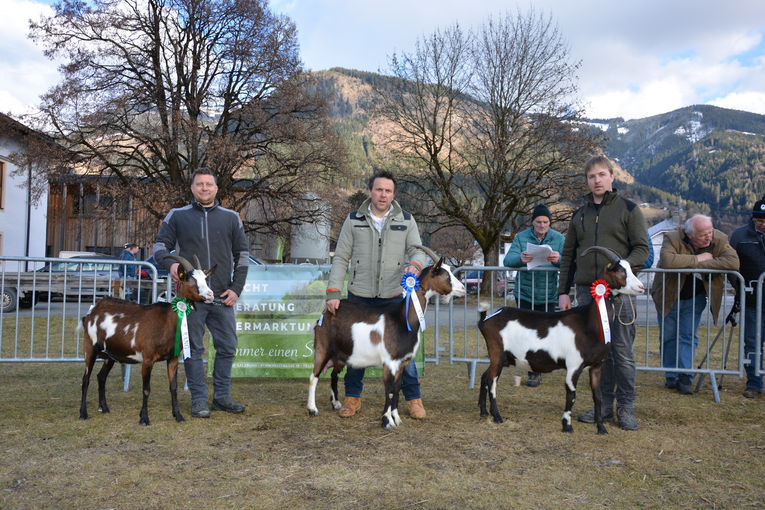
left=21, top=0, right=345, bottom=234
left=376, top=9, right=601, bottom=263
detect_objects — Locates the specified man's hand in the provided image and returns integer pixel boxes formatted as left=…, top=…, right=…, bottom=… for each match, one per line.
left=547, top=251, right=560, bottom=264
left=696, top=252, right=713, bottom=263
left=403, top=264, right=421, bottom=276
left=169, top=262, right=180, bottom=283
left=558, top=294, right=572, bottom=311
left=520, top=252, right=532, bottom=264
left=220, top=289, right=239, bottom=307
left=325, top=299, right=340, bottom=315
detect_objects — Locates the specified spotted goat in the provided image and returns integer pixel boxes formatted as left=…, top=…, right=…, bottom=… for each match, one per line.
left=79, top=255, right=215, bottom=425
left=477, top=246, right=645, bottom=434
left=307, top=246, right=466, bottom=429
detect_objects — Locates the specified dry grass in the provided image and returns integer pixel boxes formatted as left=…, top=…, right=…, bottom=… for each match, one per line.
left=1, top=327, right=764, bottom=510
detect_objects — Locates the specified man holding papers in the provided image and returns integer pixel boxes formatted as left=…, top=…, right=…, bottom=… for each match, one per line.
left=503, top=203, right=565, bottom=387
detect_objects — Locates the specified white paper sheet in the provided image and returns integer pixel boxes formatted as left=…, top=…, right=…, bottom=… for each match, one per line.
left=525, top=243, right=553, bottom=269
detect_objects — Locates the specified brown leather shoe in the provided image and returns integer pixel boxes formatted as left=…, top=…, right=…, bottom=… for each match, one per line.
left=406, top=398, right=426, bottom=419
left=338, top=397, right=361, bottom=417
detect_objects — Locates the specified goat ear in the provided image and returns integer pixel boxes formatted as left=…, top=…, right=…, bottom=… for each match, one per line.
left=204, top=264, right=217, bottom=276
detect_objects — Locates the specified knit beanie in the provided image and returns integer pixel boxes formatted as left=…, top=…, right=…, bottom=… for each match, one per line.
left=531, top=204, right=551, bottom=221
left=752, top=195, right=765, bottom=219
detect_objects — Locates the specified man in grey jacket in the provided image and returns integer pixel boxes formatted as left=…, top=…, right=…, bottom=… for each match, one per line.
left=153, top=168, right=250, bottom=418
left=325, top=170, right=428, bottom=419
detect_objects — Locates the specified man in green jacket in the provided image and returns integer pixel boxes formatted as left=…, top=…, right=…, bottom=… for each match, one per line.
left=325, top=170, right=428, bottom=419
left=558, top=155, right=649, bottom=430
left=504, top=203, right=565, bottom=387
left=650, top=214, right=739, bottom=395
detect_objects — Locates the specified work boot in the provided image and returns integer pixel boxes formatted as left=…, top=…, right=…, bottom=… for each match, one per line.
left=577, top=407, right=614, bottom=424
left=406, top=398, right=426, bottom=419
left=525, top=372, right=542, bottom=387
left=676, top=375, right=693, bottom=395
left=617, top=407, right=638, bottom=431
left=211, top=396, right=245, bottom=414
left=339, top=397, right=361, bottom=417
left=191, top=400, right=210, bottom=418
left=743, top=388, right=762, bottom=399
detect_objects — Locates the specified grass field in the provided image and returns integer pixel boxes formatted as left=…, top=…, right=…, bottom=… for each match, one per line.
left=1, top=322, right=763, bottom=510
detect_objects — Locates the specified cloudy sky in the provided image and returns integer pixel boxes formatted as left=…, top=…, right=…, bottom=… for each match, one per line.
left=3, top=0, right=765, bottom=120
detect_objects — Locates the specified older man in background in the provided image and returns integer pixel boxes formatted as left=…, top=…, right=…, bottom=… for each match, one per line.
left=651, top=214, right=739, bottom=395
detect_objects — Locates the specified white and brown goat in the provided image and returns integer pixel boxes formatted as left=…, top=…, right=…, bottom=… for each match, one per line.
left=308, top=246, right=466, bottom=429
left=79, top=255, right=215, bottom=425
left=477, top=246, right=645, bottom=434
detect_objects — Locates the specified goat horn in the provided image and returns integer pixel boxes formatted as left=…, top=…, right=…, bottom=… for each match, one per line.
left=168, top=255, right=194, bottom=274
left=192, top=255, right=202, bottom=270
left=412, top=245, right=440, bottom=266
left=581, top=246, right=621, bottom=265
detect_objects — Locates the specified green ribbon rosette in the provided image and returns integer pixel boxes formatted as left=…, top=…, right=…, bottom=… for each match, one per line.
left=171, top=297, right=191, bottom=357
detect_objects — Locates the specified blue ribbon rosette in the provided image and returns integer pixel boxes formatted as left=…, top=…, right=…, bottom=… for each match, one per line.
left=401, top=272, right=420, bottom=331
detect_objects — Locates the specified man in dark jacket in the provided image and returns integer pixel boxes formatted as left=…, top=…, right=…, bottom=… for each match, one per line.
left=153, top=168, right=250, bottom=418
left=729, top=195, right=765, bottom=398
left=558, top=155, right=649, bottom=430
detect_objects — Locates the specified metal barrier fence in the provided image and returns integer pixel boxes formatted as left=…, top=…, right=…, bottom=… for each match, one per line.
left=448, top=266, right=755, bottom=403
left=0, top=255, right=164, bottom=363
left=2, top=256, right=762, bottom=402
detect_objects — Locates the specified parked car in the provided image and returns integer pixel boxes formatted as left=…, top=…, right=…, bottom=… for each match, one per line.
left=462, top=270, right=484, bottom=294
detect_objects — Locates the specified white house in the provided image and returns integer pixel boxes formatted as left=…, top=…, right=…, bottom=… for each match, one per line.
left=0, top=113, right=49, bottom=271
left=647, top=218, right=679, bottom=268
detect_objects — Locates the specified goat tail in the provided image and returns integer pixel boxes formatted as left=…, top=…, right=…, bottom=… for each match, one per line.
left=478, top=301, right=491, bottom=322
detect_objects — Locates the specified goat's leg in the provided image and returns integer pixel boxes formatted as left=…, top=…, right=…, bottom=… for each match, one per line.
left=561, top=366, right=583, bottom=433
left=139, top=360, right=154, bottom=426
left=390, top=365, right=405, bottom=427
left=329, top=365, right=343, bottom=410
left=485, top=361, right=504, bottom=423
left=478, top=367, right=491, bottom=417
left=167, top=357, right=185, bottom=423
left=79, top=350, right=98, bottom=420
left=380, top=365, right=399, bottom=430
left=589, top=364, right=607, bottom=435
left=95, top=358, right=115, bottom=413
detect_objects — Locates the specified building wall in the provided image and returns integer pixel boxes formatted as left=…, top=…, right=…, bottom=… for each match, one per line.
left=0, top=135, right=48, bottom=271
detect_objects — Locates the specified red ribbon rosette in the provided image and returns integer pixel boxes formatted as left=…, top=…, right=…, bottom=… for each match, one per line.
left=590, top=279, right=612, bottom=344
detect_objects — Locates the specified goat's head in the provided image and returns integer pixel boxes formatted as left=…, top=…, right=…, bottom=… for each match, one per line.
left=581, top=246, right=645, bottom=296
left=169, top=255, right=216, bottom=303
left=413, top=245, right=466, bottom=303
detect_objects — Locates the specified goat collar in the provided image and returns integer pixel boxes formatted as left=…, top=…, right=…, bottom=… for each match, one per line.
left=171, top=297, right=192, bottom=358
left=590, top=280, right=612, bottom=344
left=401, top=273, right=426, bottom=332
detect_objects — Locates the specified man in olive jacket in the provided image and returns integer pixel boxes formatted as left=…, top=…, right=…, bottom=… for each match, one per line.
left=325, top=170, right=427, bottom=419
left=559, top=155, right=649, bottom=431
left=650, top=214, right=739, bottom=395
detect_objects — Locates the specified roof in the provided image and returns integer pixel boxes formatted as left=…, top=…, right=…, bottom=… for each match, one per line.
left=648, top=218, right=678, bottom=237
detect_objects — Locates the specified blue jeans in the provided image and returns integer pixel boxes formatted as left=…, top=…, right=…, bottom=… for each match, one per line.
left=343, top=293, right=422, bottom=401
left=743, top=305, right=765, bottom=392
left=576, top=287, right=637, bottom=409
left=185, top=301, right=238, bottom=403
left=658, top=293, right=707, bottom=382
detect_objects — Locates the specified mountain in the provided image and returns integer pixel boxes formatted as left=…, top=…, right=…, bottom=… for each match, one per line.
left=313, top=69, right=765, bottom=223
left=588, top=105, right=765, bottom=218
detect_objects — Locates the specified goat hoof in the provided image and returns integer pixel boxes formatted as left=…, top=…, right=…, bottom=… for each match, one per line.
left=79, top=413, right=88, bottom=420
left=381, top=417, right=397, bottom=430
left=331, top=402, right=342, bottom=410
left=562, top=425, right=574, bottom=433
left=175, top=413, right=185, bottom=423
left=98, top=406, right=109, bottom=413
left=492, top=416, right=503, bottom=424
left=597, top=425, right=608, bottom=435
left=479, top=409, right=489, bottom=417
left=308, top=409, right=319, bottom=417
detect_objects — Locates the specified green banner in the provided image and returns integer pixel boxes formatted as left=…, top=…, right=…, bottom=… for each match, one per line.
left=208, top=264, right=424, bottom=378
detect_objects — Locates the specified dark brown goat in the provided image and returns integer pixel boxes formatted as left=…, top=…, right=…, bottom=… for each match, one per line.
left=307, top=246, right=466, bottom=429
left=79, top=255, right=215, bottom=425
left=477, top=246, right=645, bottom=434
